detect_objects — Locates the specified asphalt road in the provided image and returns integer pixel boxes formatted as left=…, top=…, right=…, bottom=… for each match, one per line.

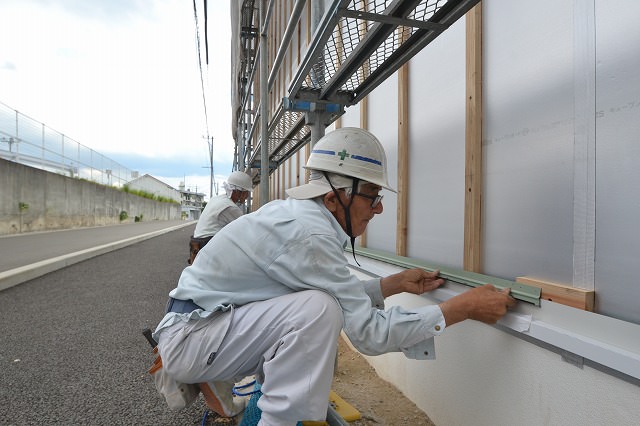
left=0, top=220, right=190, bottom=272
left=0, top=222, right=217, bottom=425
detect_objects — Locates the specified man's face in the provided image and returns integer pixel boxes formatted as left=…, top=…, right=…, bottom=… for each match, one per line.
left=324, top=182, right=384, bottom=237
left=231, top=190, right=249, bottom=204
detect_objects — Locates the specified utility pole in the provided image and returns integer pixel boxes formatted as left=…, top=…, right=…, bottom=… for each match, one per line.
left=202, top=135, right=216, bottom=198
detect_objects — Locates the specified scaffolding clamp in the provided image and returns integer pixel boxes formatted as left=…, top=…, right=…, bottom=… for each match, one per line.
left=283, top=97, right=343, bottom=114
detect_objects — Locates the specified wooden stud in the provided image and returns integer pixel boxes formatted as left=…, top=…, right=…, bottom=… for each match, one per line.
left=296, top=149, right=301, bottom=186
left=305, top=142, right=311, bottom=183
left=359, top=96, right=368, bottom=248
left=516, top=276, right=595, bottom=311
left=358, top=0, right=369, bottom=249
left=297, top=19, right=301, bottom=66
left=336, top=19, right=344, bottom=69
left=358, top=0, right=370, bottom=83
left=280, top=163, right=285, bottom=199
left=396, top=27, right=410, bottom=257
left=464, top=4, right=483, bottom=273
left=288, top=154, right=292, bottom=190
left=306, top=1, right=311, bottom=46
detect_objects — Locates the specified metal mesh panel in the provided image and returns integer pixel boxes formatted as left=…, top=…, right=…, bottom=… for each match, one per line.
left=234, top=0, right=477, bottom=181
left=303, top=0, right=446, bottom=92
left=269, top=110, right=309, bottom=162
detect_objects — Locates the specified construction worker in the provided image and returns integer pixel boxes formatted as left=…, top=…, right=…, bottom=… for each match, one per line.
left=187, top=171, right=252, bottom=264
left=155, top=128, right=516, bottom=425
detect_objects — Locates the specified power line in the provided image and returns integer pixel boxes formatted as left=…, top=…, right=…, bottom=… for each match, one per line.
left=192, top=0, right=215, bottom=199
left=192, top=0, right=209, bottom=137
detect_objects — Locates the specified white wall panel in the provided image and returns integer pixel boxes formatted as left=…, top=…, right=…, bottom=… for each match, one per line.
left=339, top=102, right=360, bottom=128
left=366, top=74, right=398, bottom=252
left=406, top=18, right=465, bottom=268
left=483, top=0, right=575, bottom=282
left=594, top=0, right=640, bottom=324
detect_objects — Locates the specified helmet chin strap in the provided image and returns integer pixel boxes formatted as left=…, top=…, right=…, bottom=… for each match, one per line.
left=323, top=172, right=360, bottom=267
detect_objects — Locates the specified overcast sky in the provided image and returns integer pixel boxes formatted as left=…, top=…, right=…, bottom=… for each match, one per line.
left=0, top=0, right=234, bottom=199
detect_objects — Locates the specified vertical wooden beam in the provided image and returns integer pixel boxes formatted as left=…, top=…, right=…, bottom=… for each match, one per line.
left=396, top=27, right=410, bottom=256
left=358, top=0, right=370, bottom=248
left=305, top=142, right=311, bottom=183
left=464, top=4, right=483, bottom=272
left=288, top=155, right=292, bottom=190
left=296, top=150, right=301, bottom=186
left=359, top=96, right=369, bottom=248
left=278, top=164, right=282, bottom=199
left=306, top=1, right=311, bottom=45
left=358, top=0, right=370, bottom=83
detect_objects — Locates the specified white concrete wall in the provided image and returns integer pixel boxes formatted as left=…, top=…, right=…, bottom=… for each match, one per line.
left=335, top=0, right=640, bottom=424
left=0, top=158, right=181, bottom=235
left=362, top=312, right=639, bottom=426
left=128, top=174, right=181, bottom=203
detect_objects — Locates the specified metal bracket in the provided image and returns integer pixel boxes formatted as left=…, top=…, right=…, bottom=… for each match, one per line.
left=283, top=97, right=343, bottom=114
left=561, top=350, right=585, bottom=369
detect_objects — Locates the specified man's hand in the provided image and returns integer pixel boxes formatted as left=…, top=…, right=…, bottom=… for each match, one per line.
left=380, top=268, right=445, bottom=298
left=439, top=284, right=516, bottom=327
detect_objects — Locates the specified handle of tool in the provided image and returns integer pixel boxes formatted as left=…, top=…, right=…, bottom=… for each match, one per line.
left=142, top=328, right=158, bottom=349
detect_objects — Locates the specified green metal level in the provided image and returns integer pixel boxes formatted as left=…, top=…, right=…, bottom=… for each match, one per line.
left=347, top=246, right=541, bottom=306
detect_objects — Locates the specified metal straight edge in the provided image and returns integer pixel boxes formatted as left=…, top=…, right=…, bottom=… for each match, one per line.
left=349, top=246, right=541, bottom=306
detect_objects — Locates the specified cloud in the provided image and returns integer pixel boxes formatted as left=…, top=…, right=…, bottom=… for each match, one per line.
left=1, top=61, right=16, bottom=71
left=0, top=0, right=235, bottom=202
left=29, top=0, right=149, bottom=23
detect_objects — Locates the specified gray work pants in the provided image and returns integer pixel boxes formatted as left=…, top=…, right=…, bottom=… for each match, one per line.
left=158, top=290, right=344, bottom=425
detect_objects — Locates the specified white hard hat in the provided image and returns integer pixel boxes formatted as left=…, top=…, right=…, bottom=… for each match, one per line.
left=226, top=171, right=253, bottom=192
left=286, top=127, right=395, bottom=200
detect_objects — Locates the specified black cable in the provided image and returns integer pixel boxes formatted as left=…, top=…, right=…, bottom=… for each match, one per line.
left=203, top=0, right=209, bottom=65
left=323, top=172, right=361, bottom=267
left=192, top=0, right=210, bottom=137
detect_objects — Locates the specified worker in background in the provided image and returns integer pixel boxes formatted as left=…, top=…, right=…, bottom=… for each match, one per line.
left=155, top=128, right=516, bottom=425
left=187, top=170, right=252, bottom=264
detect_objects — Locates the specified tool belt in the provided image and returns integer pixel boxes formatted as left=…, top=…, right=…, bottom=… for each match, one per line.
left=143, top=329, right=199, bottom=410
left=165, top=297, right=204, bottom=314
left=144, top=324, right=245, bottom=416
left=187, top=235, right=213, bottom=264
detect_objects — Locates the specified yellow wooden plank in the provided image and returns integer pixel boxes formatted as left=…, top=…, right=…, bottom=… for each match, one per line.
left=299, top=390, right=361, bottom=425
left=464, top=4, right=483, bottom=272
left=329, top=390, right=361, bottom=422
left=516, top=276, right=595, bottom=311
left=397, top=61, right=409, bottom=256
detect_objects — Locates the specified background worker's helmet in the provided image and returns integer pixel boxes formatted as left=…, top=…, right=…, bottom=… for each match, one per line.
left=225, top=171, right=253, bottom=192
left=305, top=127, right=394, bottom=191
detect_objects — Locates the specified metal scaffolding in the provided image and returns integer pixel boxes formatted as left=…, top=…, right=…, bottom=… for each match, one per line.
left=232, top=0, right=480, bottom=196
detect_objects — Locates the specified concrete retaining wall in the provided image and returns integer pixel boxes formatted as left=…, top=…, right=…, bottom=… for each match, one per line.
left=0, top=158, right=181, bottom=235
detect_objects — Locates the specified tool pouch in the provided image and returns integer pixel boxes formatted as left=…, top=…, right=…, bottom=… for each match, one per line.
left=148, top=350, right=200, bottom=410
left=199, top=380, right=246, bottom=417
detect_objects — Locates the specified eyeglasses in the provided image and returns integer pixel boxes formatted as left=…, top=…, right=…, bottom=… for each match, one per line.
left=354, top=192, right=383, bottom=208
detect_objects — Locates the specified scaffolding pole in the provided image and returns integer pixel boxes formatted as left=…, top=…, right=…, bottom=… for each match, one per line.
left=259, top=0, right=270, bottom=206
